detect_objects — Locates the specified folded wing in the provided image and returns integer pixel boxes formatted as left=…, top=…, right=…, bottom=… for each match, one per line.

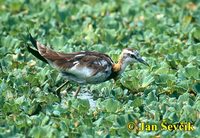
left=28, top=34, right=114, bottom=84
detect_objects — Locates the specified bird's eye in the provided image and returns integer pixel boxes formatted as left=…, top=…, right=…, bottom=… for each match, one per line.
left=130, top=54, right=136, bottom=58
left=127, top=53, right=136, bottom=58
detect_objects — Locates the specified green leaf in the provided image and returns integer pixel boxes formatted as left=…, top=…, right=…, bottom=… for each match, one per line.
left=93, top=117, right=104, bottom=127
left=141, top=74, right=154, bottom=88
left=184, top=64, right=199, bottom=79
left=178, top=93, right=190, bottom=103
left=116, top=115, right=126, bottom=126
left=155, top=66, right=169, bottom=74
left=29, top=126, right=56, bottom=138
left=145, top=91, right=157, bottom=104
left=72, top=99, right=90, bottom=114
left=181, top=16, right=192, bottom=31
left=120, top=70, right=140, bottom=91
left=193, top=83, right=200, bottom=93
left=193, top=26, right=200, bottom=40
left=102, top=98, right=121, bottom=113
left=131, top=97, right=143, bottom=108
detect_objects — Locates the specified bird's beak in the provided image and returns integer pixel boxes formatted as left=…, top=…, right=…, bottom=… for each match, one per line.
left=136, top=57, right=149, bottom=66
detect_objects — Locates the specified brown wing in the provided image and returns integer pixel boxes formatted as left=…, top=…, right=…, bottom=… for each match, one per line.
left=36, top=41, right=114, bottom=75
left=36, top=41, right=78, bottom=69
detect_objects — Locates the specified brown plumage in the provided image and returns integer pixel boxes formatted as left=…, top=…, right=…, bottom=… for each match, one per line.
left=27, top=34, right=149, bottom=97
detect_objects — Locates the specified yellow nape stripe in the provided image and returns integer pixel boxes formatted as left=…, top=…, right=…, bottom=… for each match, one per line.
left=112, top=63, right=121, bottom=73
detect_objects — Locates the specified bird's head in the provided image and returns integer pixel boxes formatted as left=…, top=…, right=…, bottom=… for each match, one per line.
left=120, top=48, right=149, bottom=66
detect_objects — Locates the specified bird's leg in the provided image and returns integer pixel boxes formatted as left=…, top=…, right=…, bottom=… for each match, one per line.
left=55, top=80, right=69, bottom=99
left=56, top=80, right=69, bottom=92
left=73, top=86, right=81, bottom=98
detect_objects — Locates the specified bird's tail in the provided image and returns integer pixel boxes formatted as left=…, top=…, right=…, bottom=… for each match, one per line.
left=27, top=34, right=49, bottom=63
left=28, top=33, right=37, bottom=49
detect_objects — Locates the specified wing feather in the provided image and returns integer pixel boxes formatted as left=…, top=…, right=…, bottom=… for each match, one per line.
left=31, top=38, right=114, bottom=78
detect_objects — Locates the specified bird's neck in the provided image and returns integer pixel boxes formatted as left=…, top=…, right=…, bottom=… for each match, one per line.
left=112, top=57, right=128, bottom=75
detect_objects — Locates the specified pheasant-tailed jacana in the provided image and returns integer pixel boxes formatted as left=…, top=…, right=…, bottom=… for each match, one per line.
left=27, top=34, right=149, bottom=97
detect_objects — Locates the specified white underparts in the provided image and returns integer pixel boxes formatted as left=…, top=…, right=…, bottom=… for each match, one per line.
left=70, top=64, right=94, bottom=78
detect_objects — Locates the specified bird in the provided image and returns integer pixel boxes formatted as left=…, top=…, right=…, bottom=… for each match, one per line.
left=27, top=34, right=149, bottom=98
